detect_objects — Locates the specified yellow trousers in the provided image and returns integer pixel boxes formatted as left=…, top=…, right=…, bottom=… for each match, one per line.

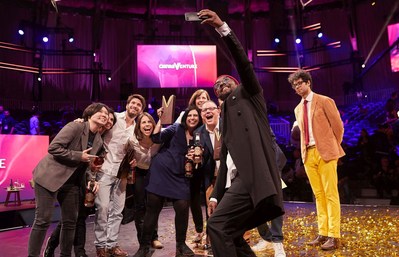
left=304, top=147, right=341, bottom=238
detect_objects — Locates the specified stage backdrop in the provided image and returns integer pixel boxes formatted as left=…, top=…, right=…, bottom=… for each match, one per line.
left=387, top=23, right=399, bottom=72
left=0, top=135, right=49, bottom=202
left=137, top=45, right=217, bottom=88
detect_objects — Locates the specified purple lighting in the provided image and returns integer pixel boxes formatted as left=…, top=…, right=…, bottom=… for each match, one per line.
left=42, top=36, right=49, bottom=43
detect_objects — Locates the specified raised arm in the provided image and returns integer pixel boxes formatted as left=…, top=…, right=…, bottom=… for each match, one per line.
left=199, top=9, right=262, bottom=96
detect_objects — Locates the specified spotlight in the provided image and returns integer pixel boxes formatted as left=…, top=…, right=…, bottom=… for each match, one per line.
left=361, top=64, right=366, bottom=68
left=317, top=32, right=323, bottom=38
left=42, top=36, right=49, bottom=43
left=68, top=37, right=74, bottom=43
left=106, top=75, right=112, bottom=81
left=18, top=29, right=25, bottom=36
left=37, top=76, right=42, bottom=82
left=295, top=38, right=302, bottom=44
left=274, top=37, right=280, bottom=44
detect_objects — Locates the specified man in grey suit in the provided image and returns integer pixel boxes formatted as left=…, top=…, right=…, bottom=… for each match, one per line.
left=28, top=103, right=109, bottom=257
left=198, top=9, right=285, bottom=257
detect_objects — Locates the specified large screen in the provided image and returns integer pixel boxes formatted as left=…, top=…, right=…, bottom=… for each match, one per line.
left=387, top=23, right=399, bottom=72
left=137, top=45, right=217, bottom=88
left=0, top=135, right=49, bottom=202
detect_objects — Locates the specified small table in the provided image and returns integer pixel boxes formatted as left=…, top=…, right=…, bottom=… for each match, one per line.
left=4, top=188, right=22, bottom=206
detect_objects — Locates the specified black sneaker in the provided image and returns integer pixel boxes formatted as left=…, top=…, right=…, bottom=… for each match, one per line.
left=43, top=237, right=55, bottom=257
left=132, top=246, right=150, bottom=257
left=75, top=252, right=88, bottom=257
left=176, top=243, right=194, bottom=257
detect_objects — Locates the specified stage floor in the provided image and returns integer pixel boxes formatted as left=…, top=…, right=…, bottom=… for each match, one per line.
left=1, top=202, right=398, bottom=257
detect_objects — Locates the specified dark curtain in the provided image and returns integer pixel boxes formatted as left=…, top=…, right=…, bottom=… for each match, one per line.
left=0, top=1, right=398, bottom=112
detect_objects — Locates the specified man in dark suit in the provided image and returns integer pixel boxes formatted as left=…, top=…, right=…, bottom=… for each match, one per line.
left=196, top=100, right=222, bottom=192
left=192, top=100, right=222, bottom=248
left=198, top=9, right=284, bottom=257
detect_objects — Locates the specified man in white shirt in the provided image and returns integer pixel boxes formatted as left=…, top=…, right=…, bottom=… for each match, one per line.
left=94, top=94, right=145, bottom=257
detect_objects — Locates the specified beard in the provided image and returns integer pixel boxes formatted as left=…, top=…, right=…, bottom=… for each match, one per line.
left=126, top=109, right=138, bottom=119
left=218, top=91, right=231, bottom=101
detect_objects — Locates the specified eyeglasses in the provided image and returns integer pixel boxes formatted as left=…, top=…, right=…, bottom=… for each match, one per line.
left=213, top=77, right=230, bottom=92
left=292, top=80, right=306, bottom=89
left=201, top=106, right=218, bottom=113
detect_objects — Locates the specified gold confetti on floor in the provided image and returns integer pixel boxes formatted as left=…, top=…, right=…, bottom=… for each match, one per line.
left=187, top=202, right=399, bottom=256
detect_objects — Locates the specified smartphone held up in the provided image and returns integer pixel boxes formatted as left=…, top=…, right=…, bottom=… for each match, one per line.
left=184, top=12, right=208, bottom=22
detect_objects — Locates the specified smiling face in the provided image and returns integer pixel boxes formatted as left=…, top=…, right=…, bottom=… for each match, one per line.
left=185, top=109, right=200, bottom=130
left=200, top=101, right=220, bottom=128
left=139, top=115, right=154, bottom=137
left=195, top=92, right=210, bottom=109
left=98, top=112, right=115, bottom=135
left=126, top=97, right=144, bottom=118
left=213, top=76, right=238, bottom=101
left=134, top=112, right=156, bottom=141
left=90, top=107, right=109, bottom=126
left=104, top=112, right=115, bottom=130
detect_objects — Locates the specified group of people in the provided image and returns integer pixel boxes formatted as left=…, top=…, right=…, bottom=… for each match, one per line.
left=27, top=9, right=345, bottom=257
left=0, top=105, right=42, bottom=135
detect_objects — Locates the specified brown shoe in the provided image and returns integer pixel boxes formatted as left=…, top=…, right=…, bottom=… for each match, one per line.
left=151, top=240, right=164, bottom=249
left=307, top=235, right=328, bottom=246
left=107, top=246, right=128, bottom=257
left=243, top=230, right=251, bottom=243
left=192, top=232, right=204, bottom=243
left=96, top=247, right=109, bottom=257
left=321, top=237, right=340, bottom=250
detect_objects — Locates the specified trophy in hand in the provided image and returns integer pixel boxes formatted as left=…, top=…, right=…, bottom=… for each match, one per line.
left=192, top=132, right=203, bottom=169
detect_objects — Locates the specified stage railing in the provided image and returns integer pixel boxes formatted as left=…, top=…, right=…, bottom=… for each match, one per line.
left=343, top=88, right=395, bottom=105
left=269, top=118, right=291, bottom=145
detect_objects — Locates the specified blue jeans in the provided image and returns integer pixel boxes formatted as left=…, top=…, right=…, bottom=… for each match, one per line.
left=257, top=215, right=284, bottom=243
left=28, top=183, right=79, bottom=257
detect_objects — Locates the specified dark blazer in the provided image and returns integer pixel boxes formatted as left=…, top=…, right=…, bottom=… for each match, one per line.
left=33, top=121, right=103, bottom=192
left=211, top=31, right=284, bottom=225
left=194, top=118, right=222, bottom=189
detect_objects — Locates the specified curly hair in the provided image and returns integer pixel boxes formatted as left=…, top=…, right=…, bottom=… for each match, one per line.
left=287, top=69, right=313, bottom=88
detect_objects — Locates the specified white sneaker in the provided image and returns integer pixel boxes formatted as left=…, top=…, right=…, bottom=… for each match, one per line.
left=251, top=239, right=273, bottom=251
left=273, top=242, right=286, bottom=257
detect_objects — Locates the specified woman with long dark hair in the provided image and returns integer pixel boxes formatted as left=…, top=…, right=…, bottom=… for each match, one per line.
left=133, top=105, right=203, bottom=257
